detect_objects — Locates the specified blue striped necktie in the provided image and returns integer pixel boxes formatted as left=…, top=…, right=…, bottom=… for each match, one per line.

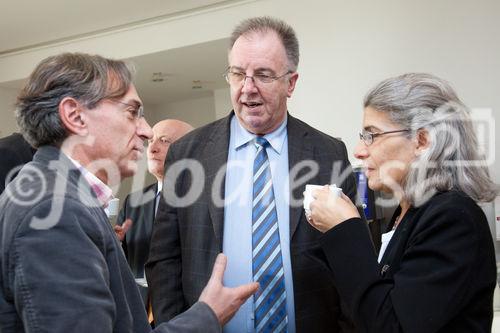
left=252, top=137, right=288, bottom=333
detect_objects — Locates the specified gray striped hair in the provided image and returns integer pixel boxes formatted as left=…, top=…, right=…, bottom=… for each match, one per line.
left=16, top=53, right=134, bottom=148
left=364, top=73, right=497, bottom=204
left=229, top=16, right=299, bottom=71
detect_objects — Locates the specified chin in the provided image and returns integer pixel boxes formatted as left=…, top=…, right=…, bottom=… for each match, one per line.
left=367, top=178, right=383, bottom=192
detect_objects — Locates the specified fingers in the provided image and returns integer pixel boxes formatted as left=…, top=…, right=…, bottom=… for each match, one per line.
left=122, top=219, right=132, bottom=232
left=209, top=253, right=227, bottom=283
left=340, top=192, right=350, bottom=201
left=233, top=282, right=259, bottom=301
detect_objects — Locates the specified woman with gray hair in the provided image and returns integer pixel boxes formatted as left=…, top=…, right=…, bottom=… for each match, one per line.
left=307, top=73, right=497, bottom=332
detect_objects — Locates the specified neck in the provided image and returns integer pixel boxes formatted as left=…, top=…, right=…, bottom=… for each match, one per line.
left=399, top=200, right=410, bottom=216
left=393, top=200, right=411, bottom=229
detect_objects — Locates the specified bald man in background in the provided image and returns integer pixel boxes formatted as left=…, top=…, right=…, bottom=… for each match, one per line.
left=116, top=119, right=194, bottom=306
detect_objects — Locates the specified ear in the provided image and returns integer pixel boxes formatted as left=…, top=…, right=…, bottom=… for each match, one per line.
left=58, top=97, right=88, bottom=136
left=415, top=128, right=430, bottom=155
left=286, top=72, right=299, bottom=97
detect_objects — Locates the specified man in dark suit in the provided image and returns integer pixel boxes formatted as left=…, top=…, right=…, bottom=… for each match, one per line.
left=147, top=17, right=359, bottom=332
left=0, top=132, right=36, bottom=194
left=116, top=119, right=193, bottom=306
left=0, top=52, right=257, bottom=332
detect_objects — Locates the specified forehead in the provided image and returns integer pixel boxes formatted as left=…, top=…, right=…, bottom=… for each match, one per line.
left=152, top=122, right=175, bottom=138
left=228, top=30, right=288, bottom=70
left=363, top=107, right=398, bottom=130
left=122, top=84, right=141, bottom=104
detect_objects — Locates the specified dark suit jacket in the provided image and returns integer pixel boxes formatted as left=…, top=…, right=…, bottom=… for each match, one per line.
left=117, top=183, right=158, bottom=304
left=146, top=113, right=359, bottom=332
left=0, top=146, right=220, bottom=333
left=0, top=133, right=35, bottom=194
left=320, top=191, right=496, bottom=333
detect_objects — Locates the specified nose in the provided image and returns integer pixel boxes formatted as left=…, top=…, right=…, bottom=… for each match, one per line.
left=148, top=139, right=159, bottom=154
left=241, top=75, right=258, bottom=93
left=137, top=117, right=153, bottom=141
left=353, top=140, right=368, bottom=160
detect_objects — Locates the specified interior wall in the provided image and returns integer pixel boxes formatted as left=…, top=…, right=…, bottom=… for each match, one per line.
left=0, top=87, right=19, bottom=137
left=148, top=94, right=216, bottom=128
left=214, top=87, right=232, bottom=119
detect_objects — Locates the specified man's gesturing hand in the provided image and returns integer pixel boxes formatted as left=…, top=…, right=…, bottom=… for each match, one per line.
left=199, top=253, right=259, bottom=325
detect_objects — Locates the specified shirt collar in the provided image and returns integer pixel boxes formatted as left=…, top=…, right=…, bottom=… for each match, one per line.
left=232, top=114, right=288, bottom=154
left=67, top=155, right=114, bottom=208
left=157, top=180, right=163, bottom=194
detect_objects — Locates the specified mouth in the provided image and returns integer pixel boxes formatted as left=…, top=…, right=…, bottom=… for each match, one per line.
left=241, top=101, right=263, bottom=109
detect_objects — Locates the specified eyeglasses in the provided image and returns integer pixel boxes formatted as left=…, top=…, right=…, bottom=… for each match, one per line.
left=111, top=100, right=144, bottom=120
left=223, top=68, right=292, bottom=86
left=359, top=129, right=410, bottom=146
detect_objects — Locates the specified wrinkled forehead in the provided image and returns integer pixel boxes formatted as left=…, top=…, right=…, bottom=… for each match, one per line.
left=228, top=30, right=288, bottom=66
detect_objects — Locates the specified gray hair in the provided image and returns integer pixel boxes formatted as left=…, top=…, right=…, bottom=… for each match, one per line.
left=16, top=52, right=133, bottom=148
left=364, top=73, right=497, bottom=204
left=229, top=16, right=299, bottom=71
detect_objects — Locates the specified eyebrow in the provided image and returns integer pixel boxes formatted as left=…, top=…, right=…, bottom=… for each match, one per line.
left=123, top=98, right=142, bottom=107
left=363, top=125, right=383, bottom=132
left=229, top=66, right=275, bottom=74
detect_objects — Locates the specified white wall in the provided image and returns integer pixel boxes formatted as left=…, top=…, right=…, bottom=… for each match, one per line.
left=147, top=94, right=216, bottom=128
left=214, top=87, right=232, bottom=119
left=0, top=87, right=19, bottom=137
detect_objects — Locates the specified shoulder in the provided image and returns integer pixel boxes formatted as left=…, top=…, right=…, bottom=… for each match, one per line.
left=174, top=117, right=229, bottom=147
left=289, top=115, right=344, bottom=144
left=410, top=191, right=489, bottom=239
left=420, top=191, right=484, bottom=219
left=287, top=115, right=350, bottom=164
left=166, top=116, right=230, bottom=160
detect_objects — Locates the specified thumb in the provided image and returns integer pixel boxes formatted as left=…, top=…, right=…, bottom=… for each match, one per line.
left=233, top=282, right=259, bottom=301
left=209, top=253, right=227, bottom=283
left=124, top=218, right=133, bottom=227
left=122, top=219, right=133, bottom=232
left=340, top=192, right=351, bottom=202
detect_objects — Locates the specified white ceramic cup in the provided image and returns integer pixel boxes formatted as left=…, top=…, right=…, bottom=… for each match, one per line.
left=107, top=198, right=120, bottom=217
left=303, top=184, right=342, bottom=214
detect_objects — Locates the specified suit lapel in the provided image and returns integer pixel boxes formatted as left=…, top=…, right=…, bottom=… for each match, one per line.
left=205, top=114, right=232, bottom=250
left=287, top=115, right=313, bottom=238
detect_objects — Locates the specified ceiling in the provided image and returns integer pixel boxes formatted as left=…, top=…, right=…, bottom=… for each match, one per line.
left=130, top=38, right=229, bottom=105
left=0, top=0, right=231, bottom=104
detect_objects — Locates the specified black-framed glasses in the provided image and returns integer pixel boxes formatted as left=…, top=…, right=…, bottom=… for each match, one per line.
left=223, top=68, right=292, bottom=86
left=111, top=100, right=144, bottom=120
left=359, top=129, right=410, bottom=146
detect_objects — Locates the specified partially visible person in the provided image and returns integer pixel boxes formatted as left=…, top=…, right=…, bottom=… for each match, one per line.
left=0, top=132, right=35, bottom=194
left=116, top=119, right=193, bottom=307
left=0, top=52, right=257, bottom=332
left=308, top=73, right=497, bottom=332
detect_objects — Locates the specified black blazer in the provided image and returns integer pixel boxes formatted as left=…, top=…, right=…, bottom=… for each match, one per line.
left=0, top=133, right=35, bottom=194
left=117, top=183, right=158, bottom=304
left=321, top=191, right=496, bottom=333
left=146, top=113, right=359, bottom=332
